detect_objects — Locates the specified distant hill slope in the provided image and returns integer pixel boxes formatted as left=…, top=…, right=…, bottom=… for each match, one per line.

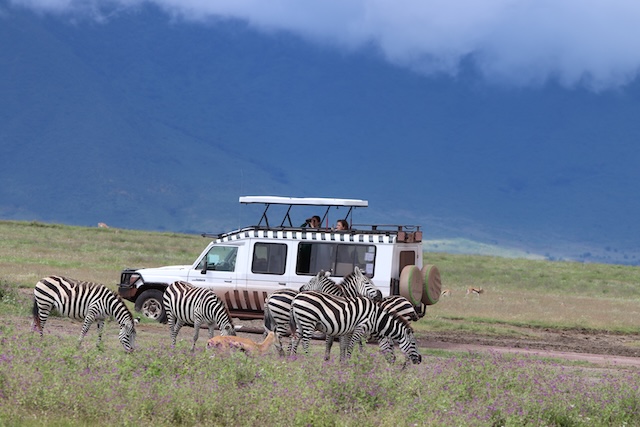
left=1, top=3, right=640, bottom=264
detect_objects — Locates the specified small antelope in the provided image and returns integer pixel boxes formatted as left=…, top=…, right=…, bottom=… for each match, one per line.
left=466, top=287, right=484, bottom=297
left=207, top=331, right=276, bottom=355
left=97, top=222, right=109, bottom=228
left=440, top=289, right=451, bottom=297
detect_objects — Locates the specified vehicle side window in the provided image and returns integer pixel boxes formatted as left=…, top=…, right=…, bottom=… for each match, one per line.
left=199, top=246, right=238, bottom=272
left=296, top=243, right=376, bottom=277
left=296, top=243, right=334, bottom=275
left=252, top=243, right=287, bottom=275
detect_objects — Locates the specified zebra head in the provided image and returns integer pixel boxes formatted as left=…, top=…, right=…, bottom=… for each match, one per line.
left=342, top=266, right=382, bottom=301
left=119, top=319, right=137, bottom=353
left=299, top=270, right=334, bottom=292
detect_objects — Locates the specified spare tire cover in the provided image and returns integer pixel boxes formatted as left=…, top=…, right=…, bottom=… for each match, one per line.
left=399, top=265, right=423, bottom=306
left=421, top=264, right=442, bottom=305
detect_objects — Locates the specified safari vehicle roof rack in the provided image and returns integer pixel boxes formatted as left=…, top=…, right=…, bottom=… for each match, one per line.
left=201, top=197, right=423, bottom=243
left=239, top=196, right=368, bottom=228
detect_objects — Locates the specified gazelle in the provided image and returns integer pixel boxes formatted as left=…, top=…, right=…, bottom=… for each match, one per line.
left=466, top=287, right=484, bottom=297
left=207, top=331, right=276, bottom=355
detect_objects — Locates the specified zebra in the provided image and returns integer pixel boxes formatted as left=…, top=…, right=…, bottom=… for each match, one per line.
left=32, top=276, right=136, bottom=352
left=300, top=267, right=383, bottom=358
left=264, top=271, right=338, bottom=356
left=375, top=295, right=420, bottom=362
left=320, top=294, right=422, bottom=358
left=163, top=281, right=236, bottom=351
left=265, top=268, right=382, bottom=357
left=290, top=291, right=421, bottom=365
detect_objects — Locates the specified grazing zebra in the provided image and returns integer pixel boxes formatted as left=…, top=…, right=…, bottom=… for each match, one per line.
left=264, top=271, right=338, bottom=356
left=265, top=268, right=382, bottom=357
left=163, top=281, right=236, bottom=351
left=290, top=291, right=422, bottom=365
left=323, top=294, right=421, bottom=357
left=32, top=276, right=136, bottom=352
left=300, top=267, right=383, bottom=357
left=375, top=295, right=420, bottom=362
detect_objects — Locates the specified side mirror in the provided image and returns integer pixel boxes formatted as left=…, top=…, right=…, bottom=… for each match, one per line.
left=201, top=262, right=208, bottom=274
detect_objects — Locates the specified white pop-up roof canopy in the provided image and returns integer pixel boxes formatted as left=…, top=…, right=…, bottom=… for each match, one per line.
left=239, top=196, right=368, bottom=208
left=239, top=196, right=368, bottom=228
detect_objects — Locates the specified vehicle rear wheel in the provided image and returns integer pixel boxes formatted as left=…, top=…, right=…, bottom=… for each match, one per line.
left=135, top=289, right=167, bottom=323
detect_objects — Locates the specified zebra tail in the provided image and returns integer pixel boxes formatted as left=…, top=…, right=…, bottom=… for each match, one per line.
left=32, top=299, right=42, bottom=332
left=263, top=305, right=277, bottom=332
left=288, top=310, right=298, bottom=338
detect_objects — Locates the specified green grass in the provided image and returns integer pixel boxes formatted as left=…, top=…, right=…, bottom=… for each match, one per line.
left=0, top=220, right=202, bottom=289
left=2, top=325, right=640, bottom=427
left=423, top=251, right=640, bottom=333
left=5, top=220, right=640, bottom=426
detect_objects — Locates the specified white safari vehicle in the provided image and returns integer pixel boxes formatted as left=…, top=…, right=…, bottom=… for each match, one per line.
left=118, top=196, right=441, bottom=323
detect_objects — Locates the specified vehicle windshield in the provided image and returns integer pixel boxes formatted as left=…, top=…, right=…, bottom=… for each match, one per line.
left=198, top=246, right=238, bottom=272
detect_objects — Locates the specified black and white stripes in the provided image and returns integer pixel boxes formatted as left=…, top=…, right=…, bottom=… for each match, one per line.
left=33, top=276, right=136, bottom=352
left=289, top=291, right=421, bottom=365
left=264, top=271, right=341, bottom=356
left=163, top=281, right=236, bottom=350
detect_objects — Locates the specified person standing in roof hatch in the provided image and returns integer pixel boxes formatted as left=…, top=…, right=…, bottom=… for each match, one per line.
left=309, top=215, right=321, bottom=228
left=302, top=215, right=322, bottom=228
left=335, top=219, right=349, bottom=230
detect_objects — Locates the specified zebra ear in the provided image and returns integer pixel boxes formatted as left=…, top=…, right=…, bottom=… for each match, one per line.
left=323, top=270, right=331, bottom=278
left=354, top=266, right=362, bottom=275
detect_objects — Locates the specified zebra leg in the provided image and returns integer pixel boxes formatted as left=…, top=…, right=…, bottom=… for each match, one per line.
left=171, top=320, right=185, bottom=347
left=96, top=319, right=105, bottom=347
left=324, top=336, right=335, bottom=361
left=289, top=329, right=301, bottom=355
left=274, top=326, right=287, bottom=357
left=339, top=335, right=349, bottom=362
left=80, top=310, right=99, bottom=347
left=167, top=312, right=176, bottom=336
left=32, top=301, right=49, bottom=336
left=345, top=327, right=367, bottom=361
left=379, top=337, right=396, bottom=363
left=289, top=335, right=299, bottom=355
left=191, top=319, right=203, bottom=351
left=300, top=330, right=313, bottom=355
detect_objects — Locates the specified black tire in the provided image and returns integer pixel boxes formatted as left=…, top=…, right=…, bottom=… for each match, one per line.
left=135, top=289, right=167, bottom=323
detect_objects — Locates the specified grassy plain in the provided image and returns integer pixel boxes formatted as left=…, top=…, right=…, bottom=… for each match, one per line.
left=421, top=252, right=640, bottom=334
left=2, top=220, right=640, bottom=426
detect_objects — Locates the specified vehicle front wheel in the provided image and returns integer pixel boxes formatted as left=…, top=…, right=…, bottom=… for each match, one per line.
left=135, top=289, right=167, bottom=323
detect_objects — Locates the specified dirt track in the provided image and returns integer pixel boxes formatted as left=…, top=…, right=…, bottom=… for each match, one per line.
left=229, top=318, right=640, bottom=367
left=30, top=317, right=640, bottom=367
left=418, top=326, right=640, bottom=367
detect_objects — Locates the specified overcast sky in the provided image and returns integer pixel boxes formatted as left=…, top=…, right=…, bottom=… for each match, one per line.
left=9, top=0, right=640, bottom=90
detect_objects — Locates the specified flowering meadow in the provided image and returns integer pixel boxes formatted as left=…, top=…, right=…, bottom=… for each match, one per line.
left=2, top=222, right=640, bottom=426
left=1, top=321, right=640, bottom=427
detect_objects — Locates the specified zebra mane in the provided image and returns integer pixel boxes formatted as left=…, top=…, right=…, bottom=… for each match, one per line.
left=218, top=293, right=233, bottom=323
left=109, top=287, right=135, bottom=324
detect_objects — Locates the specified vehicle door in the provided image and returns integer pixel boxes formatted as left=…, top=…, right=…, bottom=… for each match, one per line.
left=187, top=243, right=242, bottom=292
left=246, top=241, right=292, bottom=292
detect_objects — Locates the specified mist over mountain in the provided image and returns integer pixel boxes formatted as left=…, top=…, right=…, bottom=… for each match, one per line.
left=2, top=1, right=640, bottom=264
